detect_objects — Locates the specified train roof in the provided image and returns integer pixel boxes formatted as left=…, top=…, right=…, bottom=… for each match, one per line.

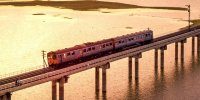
left=84, top=38, right=113, bottom=47
left=113, top=30, right=152, bottom=40
left=49, top=45, right=83, bottom=54
left=49, top=38, right=113, bottom=54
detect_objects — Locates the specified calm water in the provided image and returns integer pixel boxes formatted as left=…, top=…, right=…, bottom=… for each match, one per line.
left=0, top=0, right=200, bottom=100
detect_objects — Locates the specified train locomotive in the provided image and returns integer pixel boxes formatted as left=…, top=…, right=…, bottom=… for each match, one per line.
left=47, top=30, right=153, bottom=67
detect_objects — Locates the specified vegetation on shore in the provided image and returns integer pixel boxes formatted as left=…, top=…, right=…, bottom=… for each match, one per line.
left=32, top=13, right=46, bottom=15
left=0, top=1, right=187, bottom=11
left=180, top=19, right=200, bottom=30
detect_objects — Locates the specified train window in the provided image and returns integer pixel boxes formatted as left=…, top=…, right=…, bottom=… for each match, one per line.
left=129, top=38, right=131, bottom=41
left=83, top=49, right=86, bottom=52
left=63, top=54, right=66, bottom=58
left=119, top=41, right=121, bottom=44
left=72, top=52, right=75, bottom=55
left=132, top=38, right=134, bottom=40
left=122, top=40, right=124, bottom=43
left=106, top=43, right=109, bottom=46
left=146, top=34, right=148, bottom=36
left=100, top=45, right=102, bottom=49
left=103, top=44, right=105, bottom=48
left=92, top=47, right=95, bottom=50
left=53, top=55, right=56, bottom=60
left=88, top=48, right=91, bottom=51
left=110, top=43, right=112, bottom=45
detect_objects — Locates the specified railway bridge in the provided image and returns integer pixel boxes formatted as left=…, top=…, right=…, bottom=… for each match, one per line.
left=1, top=25, right=200, bottom=100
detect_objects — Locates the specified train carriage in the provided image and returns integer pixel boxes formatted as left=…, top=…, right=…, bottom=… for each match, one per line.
left=112, top=30, right=153, bottom=50
left=47, top=46, right=83, bottom=66
left=47, top=29, right=153, bottom=67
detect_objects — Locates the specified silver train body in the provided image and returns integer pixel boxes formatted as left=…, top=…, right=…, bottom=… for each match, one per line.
left=47, top=30, right=153, bottom=66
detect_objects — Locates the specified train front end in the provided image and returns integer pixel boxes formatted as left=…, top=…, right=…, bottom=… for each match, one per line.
left=47, top=52, right=58, bottom=66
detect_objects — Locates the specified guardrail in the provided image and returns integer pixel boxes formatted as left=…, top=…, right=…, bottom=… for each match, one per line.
left=0, top=65, right=46, bottom=80
left=0, top=29, right=200, bottom=96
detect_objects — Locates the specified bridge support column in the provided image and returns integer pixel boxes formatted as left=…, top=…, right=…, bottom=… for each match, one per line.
left=175, top=42, right=178, bottom=59
left=179, top=39, right=187, bottom=60
left=102, top=65, right=106, bottom=92
left=128, top=56, right=132, bottom=78
left=95, top=66, right=99, bottom=91
left=1, top=93, right=11, bottom=100
left=135, top=58, right=139, bottom=79
left=59, top=77, right=65, bottom=100
left=155, top=48, right=158, bottom=67
left=192, top=37, right=195, bottom=52
left=133, top=53, right=142, bottom=79
left=2, top=95, right=6, bottom=100
left=197, top=35, right=200, bottom=56
left=181, top=41, right=184, bottom=60
left=102, top=62, right=110, bottom=92
left=52, top=80, right=57, bottom=100
left=160, top=46, right=167, bottom=68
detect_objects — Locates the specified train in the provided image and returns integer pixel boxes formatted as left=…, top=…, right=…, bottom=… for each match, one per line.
left=47, top=30, right=153, bottom=67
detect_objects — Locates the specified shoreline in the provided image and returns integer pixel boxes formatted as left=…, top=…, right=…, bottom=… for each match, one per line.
left=0, top=1, right=187, bottom=11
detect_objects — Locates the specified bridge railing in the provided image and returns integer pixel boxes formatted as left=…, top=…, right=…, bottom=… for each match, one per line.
left=0, top=65, right=47, bottom=80
left=0, top=29, right=200, bottom=94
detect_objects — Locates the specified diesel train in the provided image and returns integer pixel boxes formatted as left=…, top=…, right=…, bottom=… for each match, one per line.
left=47, top=30, right=153, bottom=67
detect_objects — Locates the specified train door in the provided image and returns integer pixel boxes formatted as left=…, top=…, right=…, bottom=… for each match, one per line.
left=47, top=54, right=53, bottom=65
left=60, top=55, right=62, bottom=63
left=57, top=54, right=62, bottom=64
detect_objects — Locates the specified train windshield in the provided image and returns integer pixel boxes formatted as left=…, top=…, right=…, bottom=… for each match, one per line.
left=53, top=55, right=57, bottom=60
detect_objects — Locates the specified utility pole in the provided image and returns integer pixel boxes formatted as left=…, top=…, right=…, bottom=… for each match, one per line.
left=185, top=5, right=190, bottom=30
left=42, top=50, right=48, bottom=69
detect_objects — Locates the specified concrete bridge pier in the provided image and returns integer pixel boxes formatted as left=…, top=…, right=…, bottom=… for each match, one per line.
left=192, top=37, right=195, bottom=52
left=180, top=39, right=187, bottom=60
left=160, top=46, right=167, bottom=68
left=52, top=76, right=69, bottom=100
left=59, top=77, right=65, bottom=100
left=175, top=42, right=178, bottom=59
left=52, top=80, right=57, bottom=100
left=155, top=48, right=158, bottom=67
left=0, top=93, right=11, bottom=100
left=128, top=56, right=133, bottom=78
left=133, top=53, right=142, bottom=79
left=95, top=66, right=100, bottom=91
left=101, top=62, right=110, bottom=92
left=197, top=35, right=200, bottom=56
